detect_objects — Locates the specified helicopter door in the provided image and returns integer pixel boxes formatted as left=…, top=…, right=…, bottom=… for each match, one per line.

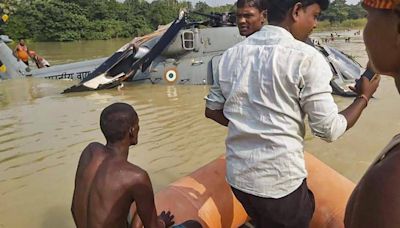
left=181, top=31, right=195, bottom=51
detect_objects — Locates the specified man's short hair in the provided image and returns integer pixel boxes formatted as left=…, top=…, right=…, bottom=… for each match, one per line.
left=236, top=0, right=267, bottom=11
left=100, top=103, right=138, bottom=143
left=266, top=0, right=329, bottom=23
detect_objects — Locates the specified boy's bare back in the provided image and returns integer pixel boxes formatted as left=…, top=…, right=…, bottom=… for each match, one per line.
left=71, top=103, right=170, bottom=228
left=72, top=142, right=162, bottom=228
left=71, top=103, right=202, bottom=228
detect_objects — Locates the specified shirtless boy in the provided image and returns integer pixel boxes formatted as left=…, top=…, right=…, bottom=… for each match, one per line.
left=71, top=103, right=200, bottom=228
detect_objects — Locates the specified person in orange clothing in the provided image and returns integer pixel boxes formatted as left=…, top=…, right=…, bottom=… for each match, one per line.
left=345, top=0, right=400, bottom=227
left=13, top=38, right=30, bottom=66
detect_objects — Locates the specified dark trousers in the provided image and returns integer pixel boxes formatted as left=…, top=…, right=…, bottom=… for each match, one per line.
left=232, top=179, right=315, bottom=228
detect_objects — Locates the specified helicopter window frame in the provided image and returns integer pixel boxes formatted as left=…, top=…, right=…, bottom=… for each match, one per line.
left=181, top=31, right=195, bottom=51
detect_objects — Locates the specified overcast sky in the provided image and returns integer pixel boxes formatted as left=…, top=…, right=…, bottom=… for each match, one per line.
left=182, top=0, right=361, bottom=7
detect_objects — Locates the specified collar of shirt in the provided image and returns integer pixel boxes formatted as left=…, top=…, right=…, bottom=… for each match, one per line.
left=243, top=25, right=296, bottom=44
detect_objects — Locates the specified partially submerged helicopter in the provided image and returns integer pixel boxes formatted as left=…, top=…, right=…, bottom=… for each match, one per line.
left=0, top=11, right=361, bottom=96
left=0, top=14, right=108, bottom=81
left=0, top=39, right=107, bottom=81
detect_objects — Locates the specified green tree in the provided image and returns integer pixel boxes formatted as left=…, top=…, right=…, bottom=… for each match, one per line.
left=1, top=0, right=237, bottom=42
left=321, top=0, right=350, bottom=23
left=213, top=4, right=236, bottom=13
left=195, top=1, right=212, bottom=13
left=6, top=0, right=88, bottom=41
left=85, top=0, right=123, bottom=21
left=0, top=0, right=19, bottom=34
left=0, top=0, right=18, bottom=15
left=60, top=0, right=94, bottom=8
left=148, top=0, right=181, bottom=28
left=347, top=3, right=367, bottom=20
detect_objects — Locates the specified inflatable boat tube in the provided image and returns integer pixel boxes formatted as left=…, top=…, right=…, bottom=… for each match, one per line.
left=131, top=152, right=355, bottom=228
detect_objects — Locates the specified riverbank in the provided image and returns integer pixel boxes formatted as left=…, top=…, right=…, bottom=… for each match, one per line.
left=316, top=18, right=367, bottom=32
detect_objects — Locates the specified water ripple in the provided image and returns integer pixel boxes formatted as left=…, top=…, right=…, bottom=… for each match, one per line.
left=0, top=150, right=42, bottom=166
left=0, top=132, right=43, bottom=145
left=0, top=146, right=15, bottom=154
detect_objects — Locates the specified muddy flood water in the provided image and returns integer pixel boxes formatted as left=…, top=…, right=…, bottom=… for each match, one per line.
left=1, top=31, right=399, bottom=228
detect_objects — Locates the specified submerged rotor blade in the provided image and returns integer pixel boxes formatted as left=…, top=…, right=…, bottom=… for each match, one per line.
left=63, top=12, right=187, bottom=93
left=141, top=17, right=187, bottom=71
left=127, top=14, right=188, bottom=78
left=62, top=44, right=136, bottom=93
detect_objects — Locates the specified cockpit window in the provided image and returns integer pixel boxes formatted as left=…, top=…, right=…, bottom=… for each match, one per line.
left=182, top=31, right=194, bottom=50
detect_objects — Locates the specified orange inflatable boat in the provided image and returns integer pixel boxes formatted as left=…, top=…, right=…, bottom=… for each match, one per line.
left=131, top=152, right=355, bottom=228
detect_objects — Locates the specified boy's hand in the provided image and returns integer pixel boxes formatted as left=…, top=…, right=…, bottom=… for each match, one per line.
left=159, top=211, right=175, bottom=227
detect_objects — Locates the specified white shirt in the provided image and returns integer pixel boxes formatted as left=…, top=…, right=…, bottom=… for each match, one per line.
left=205, top=25, right=347, bottom=198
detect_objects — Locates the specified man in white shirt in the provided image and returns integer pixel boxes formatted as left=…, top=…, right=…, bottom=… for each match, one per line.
left=236, top=0, right=266, bottom=37
left=205, top=0, right=380, bottom=227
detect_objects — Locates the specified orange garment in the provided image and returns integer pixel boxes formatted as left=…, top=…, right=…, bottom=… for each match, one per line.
left=16, top=44, right=29, bottom=62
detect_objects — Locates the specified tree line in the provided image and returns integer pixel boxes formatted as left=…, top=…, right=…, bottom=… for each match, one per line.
left=320, top=0, right=366, bottom=23
left=0, top=0, right=365, bottom=42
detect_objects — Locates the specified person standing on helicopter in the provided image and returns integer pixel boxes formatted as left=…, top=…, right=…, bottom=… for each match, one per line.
left=13, top=38, right=30, bottom=66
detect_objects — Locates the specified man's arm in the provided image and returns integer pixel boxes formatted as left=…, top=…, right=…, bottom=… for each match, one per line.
left=343, top=64, right=380, bottom=129
left=300, top=53, right=379, bottom=142
left=131, top=170, right=172, bottom=228
left=339, top=75, right=380, bottom=129
left=71, top=144, right=94, bottom=226
left=13, top=46, right=19, bottom=60
left=204, top=61, right=228, bottom=126
left=71, top=142, right=106, bottom=227
left=205, top=108, right=228, bottom=126
left=71, top=145, right=90, bottom=223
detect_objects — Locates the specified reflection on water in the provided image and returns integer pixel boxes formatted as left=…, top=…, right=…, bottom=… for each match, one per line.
left=0, top=32, right=399, bottom=228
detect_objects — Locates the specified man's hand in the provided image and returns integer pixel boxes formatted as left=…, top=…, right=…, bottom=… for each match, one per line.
left=159, top=211, right=174, bottom=227
left=354, top=74, right=381, bottom=100
left=205, top=108, right=229, bottom=126
left=341, top=74, right=381, bottom=130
